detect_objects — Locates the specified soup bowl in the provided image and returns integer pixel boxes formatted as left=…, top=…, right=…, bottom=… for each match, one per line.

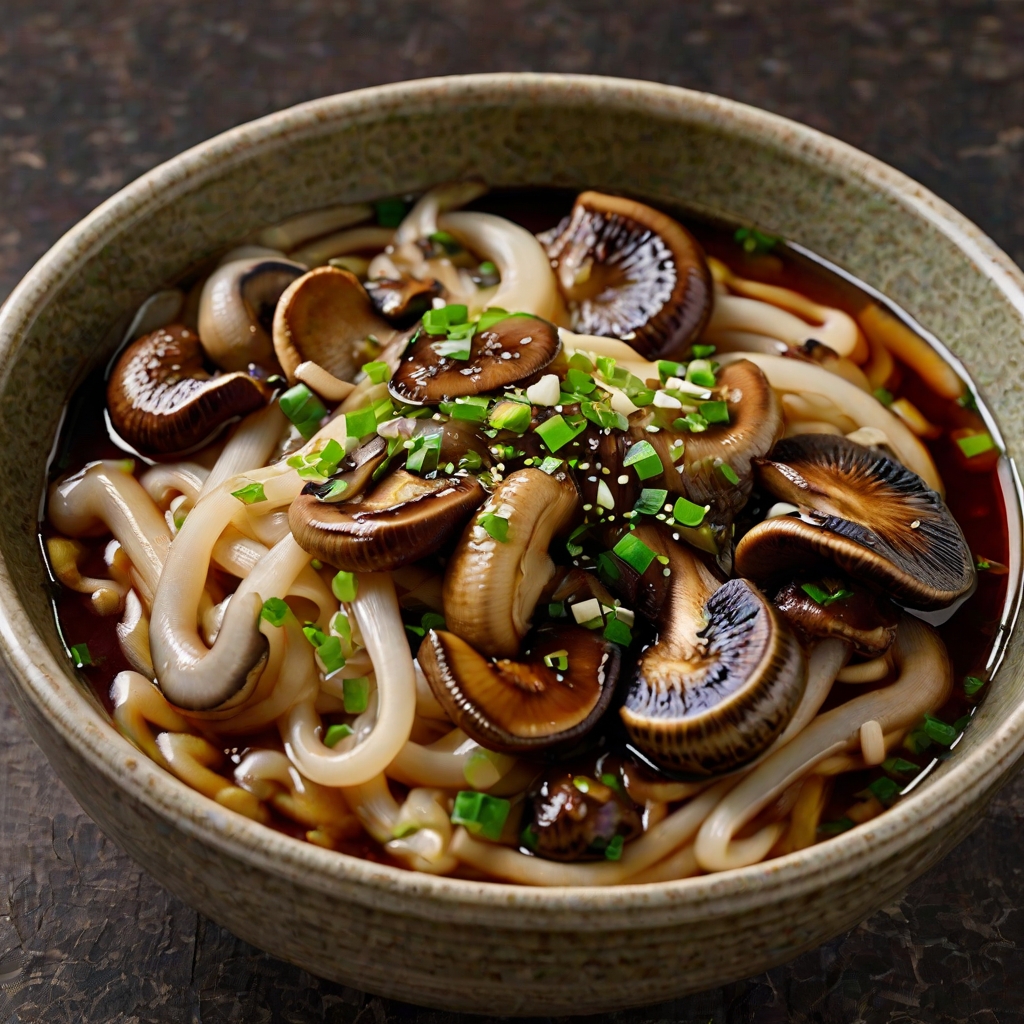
left=2, top=74, right=1023, bottom=1015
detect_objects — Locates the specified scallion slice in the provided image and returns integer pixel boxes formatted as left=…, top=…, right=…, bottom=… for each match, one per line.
left=450, top=791, right=511, bottom=840
left=69, top=643, right=92, bottom=668
left=672, top=496, right=708, bottom=527
left=260, top=597, right=290, bottom=627
left=332, top=571, right=358, bottom=603
left=634, top=488, right=669, bottom=516
left=613, top=532, right=656, bottom=574
left=323, top=723, right=354, bottom=748
left=231, top=481, right=267, bottom=505
left=622, top=440, right=663, bottom=481
left=343, top=676, right=370, bottom=713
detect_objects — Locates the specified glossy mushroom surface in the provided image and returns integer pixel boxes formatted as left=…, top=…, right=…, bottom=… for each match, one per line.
left=419, top=624, right=620, bottom=755
left=620, top=528, right=806, bottom=776
left=107, top=325, right=270, bottom=455
left=541, top=191, right=713, bottom=360
left=735, top=434, right=975, bottom=609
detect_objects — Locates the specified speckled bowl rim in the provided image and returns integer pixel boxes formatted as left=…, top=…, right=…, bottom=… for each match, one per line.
left=3, top=73, right=1024, bottom=925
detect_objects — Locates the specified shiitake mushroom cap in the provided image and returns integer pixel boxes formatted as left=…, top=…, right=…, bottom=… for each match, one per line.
left=289, top=468, right=485, bottom=572
left=107, top=324, right=270, bottom=456
left=418, top=624, right=620, bottom=755
left=735, top=434, right=975, bottom=610
left=388, top=314, right=561, bottom=405
left=774, top=579, right=900, bottom=657
left=541, top=191, right=713, bottom=361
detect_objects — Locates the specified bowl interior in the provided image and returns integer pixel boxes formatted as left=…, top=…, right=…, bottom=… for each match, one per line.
left=2, top=74, right=1024, bottom=902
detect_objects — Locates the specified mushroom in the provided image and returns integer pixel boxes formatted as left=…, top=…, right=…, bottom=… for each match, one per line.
left=388, top=313, right=562, bottom=405
left=197, top=257, right=306, bottom=371
left=521, top=764, right=643, bottom=861
left=734, top=434, right=975, bottom=610
left=620, top=526, right=806, bottom=777
left=273, top=266, right=398, bottom=385
left=418, top=623, right=620, bottom=755
left=442, top=469, right=579, bottom=658
left=540, top=191, right=713, bottom=360
left=289, top=469, right=486, bottom=572
left=107, top=325, right=271, bottom=456
left=365, top=276, right=442, bottom=326
left=773, top=578, right=899, bottom=657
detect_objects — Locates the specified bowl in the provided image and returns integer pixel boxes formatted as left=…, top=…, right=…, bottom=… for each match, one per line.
left=2, top=73, right=1023, bottom=1015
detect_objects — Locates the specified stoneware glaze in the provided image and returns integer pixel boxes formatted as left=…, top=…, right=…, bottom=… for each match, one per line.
left=2, top=74, right=1024, bottom=1015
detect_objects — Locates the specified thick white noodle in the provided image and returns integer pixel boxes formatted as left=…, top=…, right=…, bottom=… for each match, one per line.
left=140, top=463, right=208, bottom=507
left=694, top=617, right=951, bottom=872
left=395, top=181, right=488, bottom=245
left=282, top=574, right=416, bottom=787
left=202, top=405, right=288, bottom=497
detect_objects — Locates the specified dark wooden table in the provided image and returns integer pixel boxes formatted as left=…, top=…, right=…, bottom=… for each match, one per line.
left=3, top=3, right=1024, bottom=1021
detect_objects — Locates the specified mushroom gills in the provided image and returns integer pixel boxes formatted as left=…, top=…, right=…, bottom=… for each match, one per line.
left=388, top=313, right=562, bottom=405
left=418, top=624, right=620, bottom=755
left=288, top=468, right=486, bottom=572
left=621, top=568, right=806, bottom=777
left=107, top=325, right=270, bottom=456
left=540, top=191, right=713, bottom=360
left=735, top=434, right=975, bottom=610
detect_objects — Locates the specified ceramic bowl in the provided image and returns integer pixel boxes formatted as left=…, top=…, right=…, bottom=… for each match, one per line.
left=2, top=74, right=1023, bottom=1016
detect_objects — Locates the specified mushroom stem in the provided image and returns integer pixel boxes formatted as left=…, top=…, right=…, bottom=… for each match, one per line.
left=202, top=404, right=289, bottom=497
left=438, top=211, right=567, bottom=323
left=281, top=573, right=416, bottom=787
left=694, top=616, right=951, bottom=872
left=450, top=780, right=729, bottom=886
left=295, top=360, right=356, bottom=402
left=48, top=460, right=171, bottom=607
left=719, top=352, right=943, bottom=493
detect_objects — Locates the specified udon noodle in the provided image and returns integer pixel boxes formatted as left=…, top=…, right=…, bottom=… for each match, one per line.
left=45, top=183, right=1009, bottom=885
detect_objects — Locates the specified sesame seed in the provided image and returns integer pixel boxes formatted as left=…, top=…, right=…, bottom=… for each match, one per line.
left=617, top=474, right=629, bottom=484
left=911, top=520, right=921, bottom=529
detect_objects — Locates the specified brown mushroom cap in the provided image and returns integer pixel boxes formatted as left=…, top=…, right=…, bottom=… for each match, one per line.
left=734, top=434, right=975, bottom=610
left=289, top=468, right=485, bottom=572
left=272, top=266, right=397, bottom=385
left=419, top=624, right=620, bottom=755
left=773, top=578, right=899, bottom=657
left=522, top=765, right=643, bottom=861
left=388, top=314, right=561, bottom=405
left=107, top=324, right=270, bottom=456
left=365, top=276, right=442, bottom=326
left=540, top=191, right=713, bottom=360
left=620, top=529, right=806, bottom=777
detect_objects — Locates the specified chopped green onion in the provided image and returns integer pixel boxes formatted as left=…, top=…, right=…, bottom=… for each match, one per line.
left=488, top=400, right=532, bottom=433
left=882, top=757, right=921, bottom=778
left=734, top=226, right=779, bottom=253
left=865, top=777, right=902, bottom=804
left=800, top=582, right=853, bottom=606
left=685, top=359, right=717, bottom=389
left=323, top=723, right=354, bottom=748
left=595, top=551, right=621, bottom=583
left=374, top=197, right=407, bottom=227
left=657, top=359, right=686, bottom=383
left=954, top=713, right=972, bottom=733
left=344, top=405, right=378, bottom=439
left=565, top=522, right=589, bottom=557
left=964, top=675, right=986, bottom=696
left=537, top=456, right=563, bottom=475
left=428, top=229, right=462, bottom=254
left=332, top=570, right=358, bottom=603
left=422, top=303, right=469, bottom=334
left=543, top=649, right=569, bottom=670
left=975, top=557, right=991, bottom=571
left=622, top=440, right=663, bottom=481
left=479, top=513, right=509, bottom=542
left=957, top=432, right=996, bottom=458
left=316, top=635, right=345, bottom=675
left=600, top=773, right=621, bottom=791
left=260, top=597, right=290, bottom=627
left=717, top=462, right=740, bottom=485
left=441, top=395, right=491, bottom=423
left=613, top=532, right=656, bottom=573
left=573, top=776, right=592, bottom=793
left=536, top=414, right=586, bottom=452
left=581, top=401, right=629, bottom=431
left=673, top=497, right=709, bottom=528
left=603, top=616, right=633, bottom=646
left=673, top=413, right=709, bottom=434
left=458, top=450, right=484, bottom=472
left=69, top=643, right=92, bottom=668
left=691, top=344, right=716, bottom=358
left=818, top=817, right=855, bottom=836
left=451, top=791, right=511, bottom=840
left=873, top=387, right=894, bottom=406
left=231, top=481, right=267, bottom=505
left=361, top=360, right=390, bottom=384
left=315, top=478, right=350, bottom=503
left=922, top=712, right=957, bottom=746
left=405, top=433, right=442, bottom=475
left=476, top=307, right=513, bottom=332
left=634, top=488, right=669, bottom=516
left=431, top=338, right=472, bottom=360
left=343, top=676, right=370, bottom=713
left=279, top=383, right=328, bottom=439
left=302, top=623, right=328, bottom=648
left=520, top=825, right=539, bottom=851
left=566, top=368, right=597, bottom=394
left=604, top=835, right=624, bottom=861
left=478, top=260, right=497, bottom=275
left=331, top=611, right=352, bottom=648
left=568, top=351, right=595, bottom=372
left=903, top=728, right=932, bottom=755
left=957, top=392, right=979, bottom=412
left=699, top=400, right=730, bottom=425
left=548, top=601, right=567, bottom=618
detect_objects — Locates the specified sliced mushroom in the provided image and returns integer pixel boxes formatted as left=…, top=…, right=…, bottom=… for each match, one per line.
left=272, top=266, right=398, bottom=385
left=198, top=257, right=306, bottom=371
left=773, top=578, right=899, bottom=657
left=541, top=191, right=713, bottom=360
left=443, top=469, right=579, bottom=658
left=734, top=434, right=975, bottom=609
left=389, top=313, right=561, bottom=405
left=522, top=764, right=643, bottom=860
left=300, top=435, right=389, bottom=504
left=107, top=325, right=270, bottom=456
left=620, top=527, right=806, bottom=776
left=418, top=624, right=620, bottom=755
left=365, top=276, right=442, bottom=326
left=289, top=468, right=485, bottom=572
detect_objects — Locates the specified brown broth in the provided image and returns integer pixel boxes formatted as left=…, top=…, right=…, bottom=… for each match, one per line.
left=43, top=188, right=1022, bottom=856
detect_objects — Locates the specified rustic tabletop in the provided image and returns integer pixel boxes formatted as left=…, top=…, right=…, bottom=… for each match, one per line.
left=3, top=2, right=1024, bottom=1021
